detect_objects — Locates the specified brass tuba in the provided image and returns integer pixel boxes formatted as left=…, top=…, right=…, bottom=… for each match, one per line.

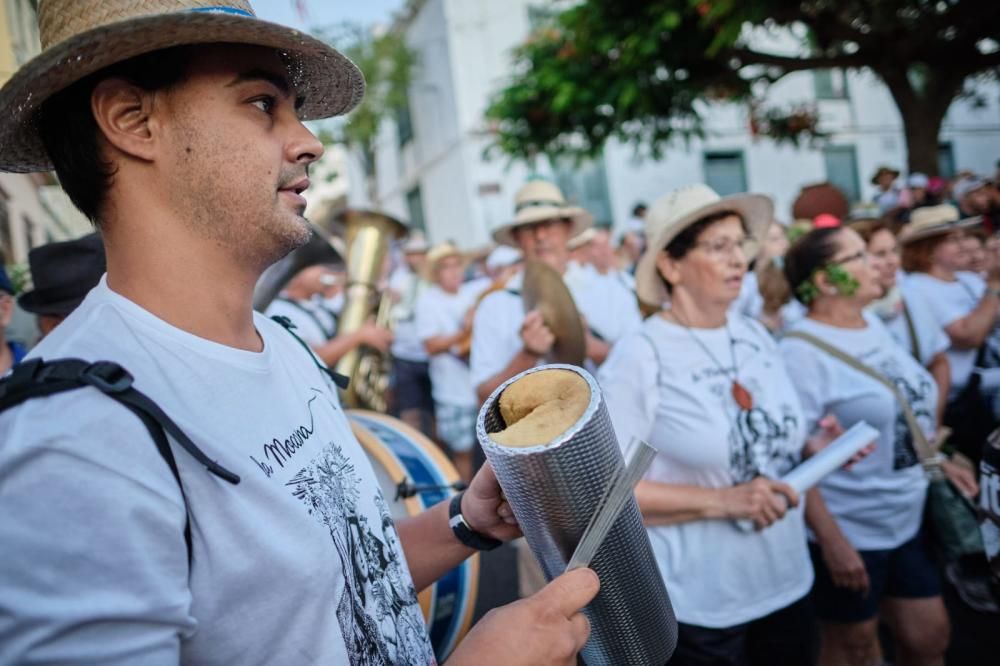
left=334, top=209, right=407, bottom=411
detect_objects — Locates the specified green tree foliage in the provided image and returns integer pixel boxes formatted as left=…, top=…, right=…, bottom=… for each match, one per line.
left=317, top=23, right=417, bottom=182
left=485, top=0, right=1000, bottom=174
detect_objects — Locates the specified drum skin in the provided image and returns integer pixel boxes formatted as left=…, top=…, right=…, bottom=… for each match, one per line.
left=348, top=410, right=479, bottom=662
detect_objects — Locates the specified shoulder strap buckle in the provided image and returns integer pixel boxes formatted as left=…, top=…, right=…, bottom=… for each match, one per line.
left=81, top=361, right=134, bottom=394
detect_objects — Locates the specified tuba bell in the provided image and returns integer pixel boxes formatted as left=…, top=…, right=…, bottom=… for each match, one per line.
left=334, top=209, right=407, bottom=411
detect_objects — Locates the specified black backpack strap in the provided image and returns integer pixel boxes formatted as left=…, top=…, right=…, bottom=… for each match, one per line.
left=275, top=296, right=336, bottom=339
left=0, top=358, right=242, bottom=563
left=270, top=315, right=349, bottom=390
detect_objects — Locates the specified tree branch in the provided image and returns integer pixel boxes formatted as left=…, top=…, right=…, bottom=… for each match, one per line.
left=727, top=48, right=868, bottom=73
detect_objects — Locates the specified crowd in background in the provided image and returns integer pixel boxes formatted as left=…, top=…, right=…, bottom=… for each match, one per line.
left=3, top=160, right=1000, bottom=664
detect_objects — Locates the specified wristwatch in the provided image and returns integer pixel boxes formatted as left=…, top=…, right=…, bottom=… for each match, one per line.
left=448, top=491, right=502, bottom=551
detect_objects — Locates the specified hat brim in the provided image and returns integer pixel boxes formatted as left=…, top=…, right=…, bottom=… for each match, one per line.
left=898, top=215, right=983, bottom=245
left=492, top=206, right=593, bottom=246
left=870, top=169, right=900, bottom=185
left=0, top=12, right=365, bottom=173
left=18, top=289, right=89, bottom=316
left=635, top=194, right=774, bottom=309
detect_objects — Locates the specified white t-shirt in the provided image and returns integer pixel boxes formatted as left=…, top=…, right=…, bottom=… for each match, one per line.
left=730, top=272, right=764, bottom=320
left=780, top=314, right=932, bottom=550
left=0, top=277, right=433, bottom=665
left=415, top=280, right=489, bottom=407
left=390, top=268, right=430, bottom=362
left=598, top=314, right=812, bottom=628
left=469, top=263, right=641, bottom=389
left=904, top=271, right=986, bottom=392
left=264, top=294, right=337, bottom=347
left=872, top=274, right=950, bottom=367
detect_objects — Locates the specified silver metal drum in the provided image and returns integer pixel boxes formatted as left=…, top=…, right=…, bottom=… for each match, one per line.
left=477, top=364, right=677, bottom=665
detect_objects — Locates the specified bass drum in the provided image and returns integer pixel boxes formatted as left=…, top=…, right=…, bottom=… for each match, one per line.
left=348, top=410, right=479, bottom=662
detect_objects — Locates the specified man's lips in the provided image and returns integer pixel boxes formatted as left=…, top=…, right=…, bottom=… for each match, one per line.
left=279, top=178, right=309, bottom=207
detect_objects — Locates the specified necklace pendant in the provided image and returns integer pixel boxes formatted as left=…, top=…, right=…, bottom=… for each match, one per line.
left=732, top=380, right=754, bottom=411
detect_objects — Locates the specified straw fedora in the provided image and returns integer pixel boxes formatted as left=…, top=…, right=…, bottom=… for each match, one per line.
left=897, top=204, right=982, bottom=245
left=870, top=165, right=900, bottom=186
left=492, top=180, right=593, bottom=246
left=635, top=184, right=773, bottom=308
left=0, top=0, right=365, bottom=173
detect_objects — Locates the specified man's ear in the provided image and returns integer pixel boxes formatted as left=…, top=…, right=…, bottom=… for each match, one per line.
left=655, top=251, right=681, bottom=288
left=91, top=78, right=159, bottom=162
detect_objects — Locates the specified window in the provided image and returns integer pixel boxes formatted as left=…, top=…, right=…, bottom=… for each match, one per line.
left=405, top=186, right=425, bottom=233
left=23, top=214, right=36, bottom=251
left=553, top=154, right=613, bottom=227
left=822, top=145, right=861, bottom=204
left=527, top=5, right=559, bottom=29
left=0, top=202, right=11, bottom=264
left=938, top=143, right=955, bottom=179
left=396, top=101, right=413, bottom=148
left=703, top=151, right=747, bottom=196
left=813, top=69, right=848, bottom=100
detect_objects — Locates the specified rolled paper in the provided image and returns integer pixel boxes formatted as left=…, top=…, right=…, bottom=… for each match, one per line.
left=478, top=364, right=677, bottom=665
left=735, top=420, right=879, bottom=532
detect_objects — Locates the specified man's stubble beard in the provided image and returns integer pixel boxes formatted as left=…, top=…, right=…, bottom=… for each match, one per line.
left=168, top=122, right=312, bottom=273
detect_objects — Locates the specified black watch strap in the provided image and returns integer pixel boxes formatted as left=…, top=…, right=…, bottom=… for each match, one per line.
left=448, top=491, right=502, bottom=551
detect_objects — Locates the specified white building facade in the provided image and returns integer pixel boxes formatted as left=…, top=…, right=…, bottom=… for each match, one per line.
left=371, top=0, right=1000, bottom=248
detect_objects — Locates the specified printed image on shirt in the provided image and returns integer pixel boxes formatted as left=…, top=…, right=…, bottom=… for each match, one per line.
left=729, top=403, right=801, bottom=483
left=878, top=357, right=933, bottom=470
left=290, top=441, right=432, bottom=665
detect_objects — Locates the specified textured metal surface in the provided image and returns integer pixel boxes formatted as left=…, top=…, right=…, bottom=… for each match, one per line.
left=477, top=364, right=677, bottom=665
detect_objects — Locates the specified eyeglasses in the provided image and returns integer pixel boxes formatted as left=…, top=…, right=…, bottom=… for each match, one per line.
left=831, top=250, right=869, bottom=266
left=692, top=236, right=756, bottom=259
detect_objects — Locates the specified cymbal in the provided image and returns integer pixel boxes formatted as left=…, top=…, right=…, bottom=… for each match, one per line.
left=522, top=260, right=586, bottom=366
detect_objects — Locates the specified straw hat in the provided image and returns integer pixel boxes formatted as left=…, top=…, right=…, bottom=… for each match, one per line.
left=402, top=231, right=430, bottom=254
left=567, top=227, right=598, bottom=251
left=897, top=204, right=981, bottom=245
left=427, top=242, right=462, bottom=269
left=492, top=180, right=593, bottom=246
left=0, top=0, right=365, bottom=173
left=870, top=165, right=900, bottom=186
left=485, top=245, right=522, bottom=270
left=635, top=184, right=773, bottom=308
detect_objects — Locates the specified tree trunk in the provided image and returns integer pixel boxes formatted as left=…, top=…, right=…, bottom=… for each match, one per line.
left=879, top=66, right=966, bottom=177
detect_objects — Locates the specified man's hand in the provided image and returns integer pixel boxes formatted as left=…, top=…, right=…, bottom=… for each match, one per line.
left=819, top=532, right=870, bottom=595
left=447, top=568, right=599, bottom=665
left=942, top=458, right=979, bottom=498
left=358, top=318, right=393, bottom=353
left=520, top=309, right=555, bottom=357
left=462, top=463, right=521, bottom=542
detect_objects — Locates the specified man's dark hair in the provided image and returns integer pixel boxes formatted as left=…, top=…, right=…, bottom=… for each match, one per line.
left=632, top=203, right=648, bottom=217
left=37, top=47, right=193, bottom=227
left=783, top=227, right=843, bottom=303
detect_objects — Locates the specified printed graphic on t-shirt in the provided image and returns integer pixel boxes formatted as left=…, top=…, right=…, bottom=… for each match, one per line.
left=689, top=332, right=800, bottom=483
left=877, top=357, right=933, bottom=470
left=254, top=387, right=433, bottom=665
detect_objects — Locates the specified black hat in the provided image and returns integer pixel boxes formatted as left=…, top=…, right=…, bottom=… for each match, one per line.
left=18, top=233, right=106, bottom=316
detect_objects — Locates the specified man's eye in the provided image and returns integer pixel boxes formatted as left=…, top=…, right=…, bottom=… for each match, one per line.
left=251, top=96, right=275, bottom=114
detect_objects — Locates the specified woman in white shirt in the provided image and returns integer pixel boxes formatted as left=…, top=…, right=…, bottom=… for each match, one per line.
left=600, top=185, right=838, bottom=665
left=780, top=226, right=977, bottom=666
left=851, top=218, right=951, bottom=422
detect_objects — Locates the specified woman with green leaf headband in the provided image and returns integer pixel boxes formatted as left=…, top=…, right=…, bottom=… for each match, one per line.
left=779, top=226, right=976, bottom=666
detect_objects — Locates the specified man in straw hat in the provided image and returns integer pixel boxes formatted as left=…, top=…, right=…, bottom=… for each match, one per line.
left=471, top=179, right=641, bottom=404
left=415, top=243, right=489, bottom=482
left=0, top=2, right=597, bottom=663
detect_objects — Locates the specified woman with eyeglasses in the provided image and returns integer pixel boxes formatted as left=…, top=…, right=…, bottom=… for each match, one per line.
left=599, top=185, right=841, bottom=665
left=850, top=218, right=952, bottom=423
left=780, top=225, right=975, bottom=666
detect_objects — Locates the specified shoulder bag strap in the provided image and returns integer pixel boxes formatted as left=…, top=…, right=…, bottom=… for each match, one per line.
left=784, top=330, right=941, bottom=473
left=901, top=301, right=921, bottom=361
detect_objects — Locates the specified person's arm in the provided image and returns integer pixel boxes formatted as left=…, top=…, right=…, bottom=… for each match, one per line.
left=635, top=477, right=798, bottom=530
left=396, top=464, right=520, bottom=590
left=0, top=402, right=192, bottom=665
left=928, top=351, right=951, bottom=425
left=424, top=330, right=466, bottom=356
left=584, top=333, right=610, bottom=365
left=474, top=309, right=550, bottom=404
left=313, top=320, right=392, bottom=366
left=805, top=487, right=869, bottom=594
left=944, top=287, right=1000, bottom=349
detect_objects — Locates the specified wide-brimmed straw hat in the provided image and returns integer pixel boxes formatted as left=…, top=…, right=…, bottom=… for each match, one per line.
left=897, top=204, right=981, bottom=245
left=870, top=165, right=900, bottom=186
left=0, top=0, right=365, bottom=173
left=491, top=180, right=593, bottom=247
left=635, top=184, right=773, bottom=308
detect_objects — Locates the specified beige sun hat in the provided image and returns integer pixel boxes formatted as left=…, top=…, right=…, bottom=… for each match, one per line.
left=635, top=184, right=774, bottom=308
left=0, top=0, right=365, bottom=173
left=567, top=227, right=598, bottom=251
left=492, top=180, right=593, bottom=246
left=897, top=204, right=982, bottom=245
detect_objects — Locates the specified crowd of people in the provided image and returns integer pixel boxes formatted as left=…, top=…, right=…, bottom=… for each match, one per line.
left=2, top=1, right=1000, bottom=664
